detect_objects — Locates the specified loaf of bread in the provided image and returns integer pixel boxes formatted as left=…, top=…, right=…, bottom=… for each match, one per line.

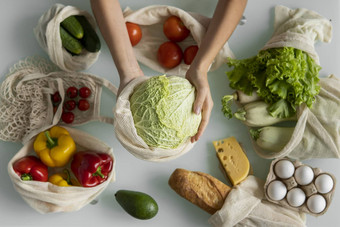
left=168, top=168, right=231, bottom=214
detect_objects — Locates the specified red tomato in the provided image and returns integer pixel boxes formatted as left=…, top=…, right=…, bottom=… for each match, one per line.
left=126, top=22, right=142, bottom=46
left=184, top=45, right=199, bottom=65
left=163, top=16, right=190, bottom=42
left=51, top=91, right=61, bottom=106
left=79, top=87, right=92, bottom=98
left=64, top=100, right=77, bottom=111
left=157, top=41, right=183, bottom=69
left=66, top=87, right=78, bottom=99
left=78, top=99, right=90, bottom=111
left=61, top=112, right=74, bottom=124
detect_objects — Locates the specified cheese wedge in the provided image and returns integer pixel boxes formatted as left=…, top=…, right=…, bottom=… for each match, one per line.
left=212, top=137, right=250, bottom=185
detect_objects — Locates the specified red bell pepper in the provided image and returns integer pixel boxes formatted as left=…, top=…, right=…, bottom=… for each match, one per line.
left=12, top=156, right=48, bottom=182
left=71, top=151, right=113, bottom=187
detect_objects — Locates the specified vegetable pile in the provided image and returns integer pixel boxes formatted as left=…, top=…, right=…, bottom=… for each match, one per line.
left=223, top=47, right=321, bottom=119
left=126, top=16, right=199, bottom=68
left=130, top=75, right=201, bottom=149
left=13, top=126, right=113, bottom=188
left=51, top=86, right=92, bottom=124
left=60, top=15, right=101, bottom=55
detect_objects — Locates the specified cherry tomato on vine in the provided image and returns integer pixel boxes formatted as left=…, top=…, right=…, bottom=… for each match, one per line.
left=61, top=112, right=74, bottom=124
left=184, top=45, right=199, bottom=65
left=79, top=87, right=92, bottom=98
left=126, top=22, right=142, bottom=46
left=66, top=87, right=78, bottom=99
left=163, top=16, right=190, bottom=42
left=78, top=99, right=90, bottom=111
left=157, top=41, right=183, bottom=69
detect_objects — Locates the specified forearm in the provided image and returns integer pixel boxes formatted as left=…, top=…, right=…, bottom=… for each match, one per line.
left=191, top=0, right=247, bottom=72
left=90, top=0, right=143, bottom=83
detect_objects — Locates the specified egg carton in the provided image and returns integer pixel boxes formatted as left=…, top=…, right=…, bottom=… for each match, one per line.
left=264, top=158, right=336, bottom=216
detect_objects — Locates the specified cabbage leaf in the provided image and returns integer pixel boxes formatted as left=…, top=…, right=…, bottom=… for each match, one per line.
left=130, top=75, right=201, bottom=149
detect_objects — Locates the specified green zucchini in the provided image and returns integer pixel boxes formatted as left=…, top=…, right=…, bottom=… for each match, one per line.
left=61, top=16, right=84, bottom=39
left=234, top=101, right=296, bottom=127
left=76, top=16, right=101, bottom=52
left=60, top=26, right=83, bottom=55
left=250, top=126, right=295, bottom=153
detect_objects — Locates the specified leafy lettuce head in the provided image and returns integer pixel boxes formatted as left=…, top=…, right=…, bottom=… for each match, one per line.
left=129, top=75, right=201, bottom=149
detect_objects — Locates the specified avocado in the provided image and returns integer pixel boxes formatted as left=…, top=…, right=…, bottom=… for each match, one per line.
left=115, top=190, right=158, bottom=220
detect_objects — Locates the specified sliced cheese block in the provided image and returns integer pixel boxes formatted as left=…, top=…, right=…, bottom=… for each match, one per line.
left=212, top=137, right=250, bottom=186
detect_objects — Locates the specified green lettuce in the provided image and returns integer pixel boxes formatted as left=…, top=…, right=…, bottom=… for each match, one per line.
left=130, top=75, right=201, bottom=149
left=225, top=47, right=321, bottom=118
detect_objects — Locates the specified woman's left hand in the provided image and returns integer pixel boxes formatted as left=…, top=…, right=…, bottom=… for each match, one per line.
left=185, top=67, right=213, bottom=143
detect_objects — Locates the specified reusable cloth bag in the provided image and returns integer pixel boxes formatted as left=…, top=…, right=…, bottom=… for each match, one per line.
left=0, top=56, right=117, bottom=144
left=7, top=127, right=116, bottom=214
left=248, top=6, right=338, bottom=160
left=34, top=4, right=100, bottom=72
left=253, top=75, right=340, bottom=160
left=123, top=5, right=235, bottom=76
left=209, top=176, right=306, bottom=227
left=261, top=5, right=332, bottom=65
left=113, top=76, right=195, bottom=162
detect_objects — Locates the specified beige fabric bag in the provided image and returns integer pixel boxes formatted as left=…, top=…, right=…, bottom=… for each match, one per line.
left=34, top=4, right=100, bottom=72
left=239, top=5, right=338, bottom=160
left=262, top=5, right=332, bottom=65
left=7, top=127, right=116, bottom=214
left=0, top=56, right=117, bottom=144
left=113, top=76, right=195, bottom=162
left=123, top=5, right=235, bottom=76
left=253, top=75, right=340, bottom=160
left=209, top=176, right=306, bottom=227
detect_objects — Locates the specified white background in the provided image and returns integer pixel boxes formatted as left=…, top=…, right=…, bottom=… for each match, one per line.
left=0, top=0, right=339, bottom=226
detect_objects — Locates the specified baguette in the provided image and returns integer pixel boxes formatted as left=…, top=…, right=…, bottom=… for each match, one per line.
left=168, top=168, right=231, bottom=214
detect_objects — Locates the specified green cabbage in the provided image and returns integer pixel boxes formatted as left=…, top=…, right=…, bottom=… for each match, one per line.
left=225, top=47, right=321, bottom=118
left=130, top=75, right=201, bottom=149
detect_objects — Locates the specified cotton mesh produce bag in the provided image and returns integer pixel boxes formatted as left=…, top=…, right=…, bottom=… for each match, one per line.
left=209, top=176, right=306, bottom=227
left=113, top=76, right=197, bottom=162
left=7, top=127, right=115, bottom=214
left=229, top=5, right=338, bottom=160
left=123, top=5, right=235, bottom=76
left=34, top=4, right=100, bottom=71
left=0, top=56, right=117, bottom=144
left=253, top=75, right=340, bottom=160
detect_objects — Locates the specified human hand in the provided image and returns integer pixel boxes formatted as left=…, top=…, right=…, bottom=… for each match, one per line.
left=117, top=69, right=144, bottom=96
left=185, top=68, right=213, bottom=143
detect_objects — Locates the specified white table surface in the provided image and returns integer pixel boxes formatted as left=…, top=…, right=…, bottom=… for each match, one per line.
left=0, top=0, right=339, bottom=226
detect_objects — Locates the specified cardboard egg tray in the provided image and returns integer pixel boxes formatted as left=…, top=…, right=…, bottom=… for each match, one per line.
left=264, top=158, right=336, bottom=216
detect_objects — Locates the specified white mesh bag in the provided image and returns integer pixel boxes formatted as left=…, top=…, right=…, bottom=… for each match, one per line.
left=0, top=56, right=117, bottom=144
left=34, top=4, right=100, bottom=72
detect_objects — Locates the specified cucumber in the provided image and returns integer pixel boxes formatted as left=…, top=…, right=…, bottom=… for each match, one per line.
left=76, top=16, right=101, bottom=52
left=61, top=16, right=84, bottom=39
left=60, top=26, right=83, bottom=55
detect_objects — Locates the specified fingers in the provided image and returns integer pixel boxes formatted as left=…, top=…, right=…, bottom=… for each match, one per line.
left=193, top=86, right=207, bottom=115
left=191, top=94, right=213, bottom=142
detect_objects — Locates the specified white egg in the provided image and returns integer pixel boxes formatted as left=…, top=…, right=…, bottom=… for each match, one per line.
left=274, top=160, right=295, bottom=179
left=294, top=165, right=314, bottom=185
left=307, top=194, right=326, bottom=214
left=267, top=180, right=287, bottom=201
left=286, top=188, right=306, bottom=207
left=315, top=174, right=334, bottom=194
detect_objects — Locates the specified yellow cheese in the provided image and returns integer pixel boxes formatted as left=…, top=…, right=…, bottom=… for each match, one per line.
left=212, top=137, right=250, bottom=186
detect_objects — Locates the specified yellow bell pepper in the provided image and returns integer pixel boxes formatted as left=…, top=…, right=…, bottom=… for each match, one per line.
left=33, top=126, right=76, bottom=167
left=49, top=169, right=72, bottom=187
